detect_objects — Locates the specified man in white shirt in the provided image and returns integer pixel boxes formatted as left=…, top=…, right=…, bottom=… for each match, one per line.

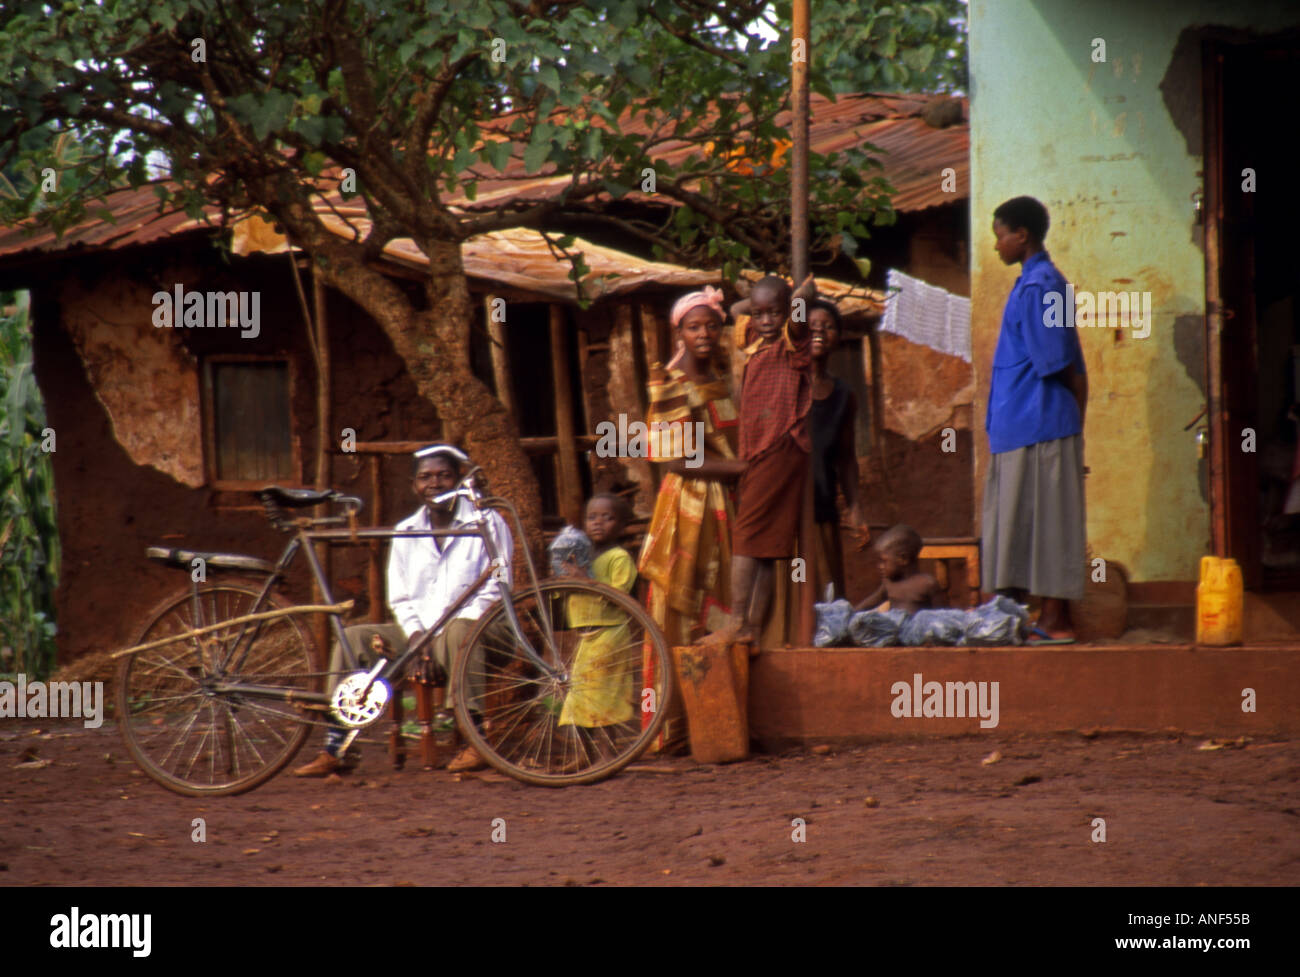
left=294, top=444, right=512, bottom=777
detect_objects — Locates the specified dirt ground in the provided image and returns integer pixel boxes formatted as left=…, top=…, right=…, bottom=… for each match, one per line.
left=3, top=720, right=1297, bottom=887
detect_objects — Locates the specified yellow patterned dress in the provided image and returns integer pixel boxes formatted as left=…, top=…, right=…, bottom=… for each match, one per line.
left=559, top=547, right=637, bottom=728
left=637, top=363, right=740, bottom=644
left=636, top=364, right=739, bottom=748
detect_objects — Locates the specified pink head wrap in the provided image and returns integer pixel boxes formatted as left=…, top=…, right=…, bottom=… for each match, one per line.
left=670, top=286, right=727, bottom=329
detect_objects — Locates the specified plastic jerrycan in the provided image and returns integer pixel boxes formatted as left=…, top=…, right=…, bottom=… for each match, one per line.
left=1196, top=556, right=1243, bottom=645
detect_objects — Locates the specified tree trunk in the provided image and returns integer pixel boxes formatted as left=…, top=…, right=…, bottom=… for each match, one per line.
left=266, top=193, right=544, bottom=556
left=302, top=231, right=544, bottom=556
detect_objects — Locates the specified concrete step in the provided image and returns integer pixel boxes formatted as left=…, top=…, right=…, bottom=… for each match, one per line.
left=747, top=644, right=1299, bottom=749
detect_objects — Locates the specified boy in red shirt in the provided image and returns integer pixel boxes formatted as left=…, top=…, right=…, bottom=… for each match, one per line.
left=705, top=275, right=812, bottom=645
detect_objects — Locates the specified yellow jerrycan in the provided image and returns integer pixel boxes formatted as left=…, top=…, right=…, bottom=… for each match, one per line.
left=1196, top=556, right=1243, bottom=645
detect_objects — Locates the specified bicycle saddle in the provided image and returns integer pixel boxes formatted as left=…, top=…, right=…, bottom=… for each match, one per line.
left=146, top=547, right=275, bottom=575
left=258, top=486, right=339, bottom=508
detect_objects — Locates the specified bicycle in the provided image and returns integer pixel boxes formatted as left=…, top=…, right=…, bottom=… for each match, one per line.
left=113, top=465, right=674, bottom=795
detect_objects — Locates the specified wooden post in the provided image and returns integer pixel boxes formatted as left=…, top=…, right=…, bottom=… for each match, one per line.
left=791, top=0, right=814, bottom=645
left=368, top=454, right=383, bottom=624
left=485, top=293, right=516, bottom=424
left=575, top=323, right=593, bottom=434
left=638, top=301, right=664, bottom=374
left=313, top=276, right=331, bottom=486
left=311, top=273, right=332, bottom=659
left=791, top=0, right=811, bottom=287
left=606, top=303, right=655, bottom=514
left=550, top=304, right=584, bottom=526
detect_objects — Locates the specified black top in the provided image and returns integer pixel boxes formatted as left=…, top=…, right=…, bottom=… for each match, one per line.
left=810, top=377, right=852, bottom=524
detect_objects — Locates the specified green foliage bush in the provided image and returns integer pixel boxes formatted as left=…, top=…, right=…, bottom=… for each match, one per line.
left=0, top=290, right=59, bottom=679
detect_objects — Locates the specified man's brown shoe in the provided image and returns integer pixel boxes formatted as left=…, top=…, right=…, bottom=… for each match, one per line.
left=447, top=745, right=487, bottom=772
left=293, top=751, right=341, bottom=777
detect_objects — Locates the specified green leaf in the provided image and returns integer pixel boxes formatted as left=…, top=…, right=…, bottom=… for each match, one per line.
left=485, top=140, right=511, bottom=170
left=453, top=145, right=477, bottom=173
left=537, top=65, right=561, bottom=93
left=294, top=115, right=325, bottom=146
left=523, top=138, right=550, bottom=174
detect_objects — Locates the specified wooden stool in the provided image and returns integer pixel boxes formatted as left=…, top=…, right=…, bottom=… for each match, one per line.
left=919, top=537, right=981, bottom=607
left=388, top=651, right=459, bottom=771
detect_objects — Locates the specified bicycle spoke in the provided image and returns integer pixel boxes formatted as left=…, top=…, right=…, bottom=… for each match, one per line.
left=119, top=584, right=318, bottom=795
left=453, top=579, right=670, bottom=785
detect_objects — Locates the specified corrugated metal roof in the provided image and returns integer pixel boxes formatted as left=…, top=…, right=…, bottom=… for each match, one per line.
left=452, top=92, right=968, bottom=214
left=0, top=188, right=884, bottom=313
left=0, top=91, right=955, bottom=313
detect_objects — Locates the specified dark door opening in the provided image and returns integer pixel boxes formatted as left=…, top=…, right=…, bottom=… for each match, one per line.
left=1205, top=39, right=1300, bottom=588
left=487, top=302, right=591, bottom=527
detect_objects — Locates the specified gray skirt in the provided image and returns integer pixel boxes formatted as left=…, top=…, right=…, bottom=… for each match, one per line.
left=981, top=434, right=1086, bottom=600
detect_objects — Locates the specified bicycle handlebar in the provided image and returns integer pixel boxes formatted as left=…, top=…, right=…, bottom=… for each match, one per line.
left=432, top=466, right=488, bottom=507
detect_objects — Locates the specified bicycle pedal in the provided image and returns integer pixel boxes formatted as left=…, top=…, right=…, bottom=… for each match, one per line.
left=369, top=633, right=397, bottom=658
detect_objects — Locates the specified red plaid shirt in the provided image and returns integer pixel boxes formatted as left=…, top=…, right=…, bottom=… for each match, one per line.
left=738, top=318, right=811, bottom=461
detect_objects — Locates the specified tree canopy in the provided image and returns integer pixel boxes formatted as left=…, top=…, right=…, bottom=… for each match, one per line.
left=0, top=0, right=966, bottom=540
left=0, top=0, right=965, bottom=273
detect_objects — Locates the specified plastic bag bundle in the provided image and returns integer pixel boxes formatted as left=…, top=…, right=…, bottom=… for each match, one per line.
left=548, top=525, right=594, bottom=577
left=963, top=595, right=1030, bottom=646
left=848, top=608, right=908, bottom=647
left=899, top=608, right=968, bottom=646
left=813, top=599, right=854, bottom=647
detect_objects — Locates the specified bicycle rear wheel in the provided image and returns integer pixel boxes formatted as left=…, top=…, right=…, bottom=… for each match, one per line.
left=117, top=582, right=321, bottom=796
left=452, top=579, right=672, bottom=786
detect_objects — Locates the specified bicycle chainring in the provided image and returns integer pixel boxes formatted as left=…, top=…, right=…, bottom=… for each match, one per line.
left=331, top=673, right=391, bottom=728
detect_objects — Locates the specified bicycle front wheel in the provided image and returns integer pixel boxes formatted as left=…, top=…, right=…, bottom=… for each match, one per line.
left=117, top=582, right=321, bottom=796
left=453, top=579, right=673, bottom=786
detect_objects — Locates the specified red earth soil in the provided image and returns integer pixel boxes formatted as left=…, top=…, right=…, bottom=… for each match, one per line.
left=3, top=720, right=1297, bottom=886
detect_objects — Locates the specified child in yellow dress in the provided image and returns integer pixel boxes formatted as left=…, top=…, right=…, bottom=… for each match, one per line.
left=558, top=494, right=638, bottom=747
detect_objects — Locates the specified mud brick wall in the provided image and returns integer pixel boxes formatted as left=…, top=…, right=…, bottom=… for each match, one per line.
left=31, top=238, right=438, bottom=663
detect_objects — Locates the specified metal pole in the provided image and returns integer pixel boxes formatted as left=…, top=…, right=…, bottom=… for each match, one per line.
left=791, top=0, right=810, bottom=284
left=792, top=0, right=815, bottom=645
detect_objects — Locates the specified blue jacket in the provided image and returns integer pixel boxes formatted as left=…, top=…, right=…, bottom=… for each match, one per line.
left=986, top=251, right=1086, bottom=454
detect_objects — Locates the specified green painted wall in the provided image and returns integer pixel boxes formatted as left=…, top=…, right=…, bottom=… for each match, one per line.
left=969, top=0, right=1299, bottom=582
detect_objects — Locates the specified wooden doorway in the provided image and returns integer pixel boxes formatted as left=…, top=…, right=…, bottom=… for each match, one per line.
left=1203, top=37, right=1300, bottom=589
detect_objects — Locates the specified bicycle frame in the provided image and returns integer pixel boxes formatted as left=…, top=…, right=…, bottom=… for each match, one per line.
left=206, top=478, right=557, bottom=718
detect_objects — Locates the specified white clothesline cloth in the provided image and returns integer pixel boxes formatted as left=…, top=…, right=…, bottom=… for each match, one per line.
left=880, top=268, right=971, bottom=362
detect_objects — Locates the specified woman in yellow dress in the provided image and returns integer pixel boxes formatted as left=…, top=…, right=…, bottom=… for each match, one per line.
left=637, top=287, right=747, bottom=747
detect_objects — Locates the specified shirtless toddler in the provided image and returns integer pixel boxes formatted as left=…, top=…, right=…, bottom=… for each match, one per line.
left=853, top=524, right=942, bottom=615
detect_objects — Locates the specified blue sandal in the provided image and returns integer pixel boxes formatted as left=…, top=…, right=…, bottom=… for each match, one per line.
left=1027, top=626, right=1076, bottom=646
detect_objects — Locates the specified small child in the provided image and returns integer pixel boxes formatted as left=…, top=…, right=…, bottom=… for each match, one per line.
left=853, top=524, right=943, bottom=615
left=557, top=494, right=638, bottom=750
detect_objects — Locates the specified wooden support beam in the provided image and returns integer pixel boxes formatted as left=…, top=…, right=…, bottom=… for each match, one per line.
left=339, top=437, right=595, bottom=456
left=312, top=276, right=331, bottom=657
left=550, top=305, right=584, bottom=526
left=606, top=304, right=655, bottom=516
left=484, top=293, right=516, bottom=424
left=575, top=322, right=593, bottom=434
left=638, top=301, right=665, bottom=374
left=368, top=454, right=384, bottom=623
